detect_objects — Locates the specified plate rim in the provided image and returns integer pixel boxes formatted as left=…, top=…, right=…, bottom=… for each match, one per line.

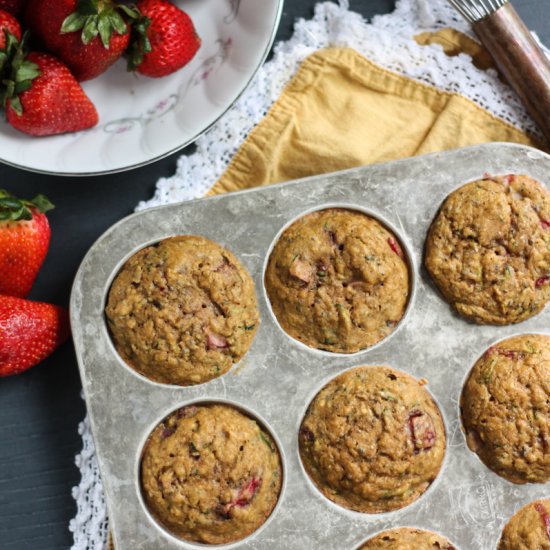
left=0, top=0, right=285, bottom=177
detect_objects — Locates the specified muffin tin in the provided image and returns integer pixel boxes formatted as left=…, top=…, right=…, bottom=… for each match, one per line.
left=70, top=142, right=550, bottom=549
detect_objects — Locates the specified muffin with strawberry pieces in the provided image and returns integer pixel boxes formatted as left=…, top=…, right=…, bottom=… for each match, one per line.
left=498, top=499, right=550, bottom=550
left=461, top=334, right=550, bottom=483
left=265, top=208, right=410, bottom=353
left=425, top=174, right=550, bottom=324
left=358, top=527, right=456, bottom=549
left=105, top=236, right=259, bottom=386
left=299, top=366, right=445, bottom=513
left=141, top=404, right=282, bottom=544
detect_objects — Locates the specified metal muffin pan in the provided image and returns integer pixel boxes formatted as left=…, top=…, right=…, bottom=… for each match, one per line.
left=71, top=142, right=550, bottom=549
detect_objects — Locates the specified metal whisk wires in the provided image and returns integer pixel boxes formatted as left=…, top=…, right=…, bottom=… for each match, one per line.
left=448, top=0, right=508, bottom=23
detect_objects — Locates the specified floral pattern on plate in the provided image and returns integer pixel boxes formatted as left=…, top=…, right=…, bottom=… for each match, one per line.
left=0, top=0, right=282, bottom=175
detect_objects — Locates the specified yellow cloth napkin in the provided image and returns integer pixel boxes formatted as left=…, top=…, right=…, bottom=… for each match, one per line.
left=414, top=28, right=496, bottom=72
left=209, top=45, right=542, bottom=196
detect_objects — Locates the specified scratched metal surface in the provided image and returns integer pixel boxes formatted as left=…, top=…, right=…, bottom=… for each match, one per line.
left=70, top=143, right=550, bottom=549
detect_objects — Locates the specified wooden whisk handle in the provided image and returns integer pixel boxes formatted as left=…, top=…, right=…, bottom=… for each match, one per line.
left=474, top=3, right=550, bottom=144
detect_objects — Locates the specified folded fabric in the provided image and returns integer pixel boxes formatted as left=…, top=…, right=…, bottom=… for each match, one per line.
left=415, top=28, right=496, bottom=72
left=210, top=47, right=541, bottom=196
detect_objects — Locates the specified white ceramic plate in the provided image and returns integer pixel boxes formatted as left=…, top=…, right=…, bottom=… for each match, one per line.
left=0, top=0, right=283, bottom=175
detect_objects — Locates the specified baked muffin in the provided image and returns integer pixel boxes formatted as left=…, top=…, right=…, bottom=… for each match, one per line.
left=461, top=334, right=550, bottom=484
left=105, top=236, right=259, bottom=386
left=265, top=208, right=410, bottom=353
left=498, top=499, right=550, bottom=550
left=299, top=366, right=445, bottom=513
left=358, top=527, right=456, bottom=549
left=141, top=404, right=282, bottom=544
left=425, top=174, right=550, bottom=324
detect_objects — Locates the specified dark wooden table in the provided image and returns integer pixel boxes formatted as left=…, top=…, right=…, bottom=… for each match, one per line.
left=0, top=1, right=548, bottom=548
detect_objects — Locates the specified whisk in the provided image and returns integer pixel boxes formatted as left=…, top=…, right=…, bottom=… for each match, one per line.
left=448, top=0, right=550, bottom=143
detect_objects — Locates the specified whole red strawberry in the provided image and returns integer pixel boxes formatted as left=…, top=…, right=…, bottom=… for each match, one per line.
left=0, top=295, right=70, bottom=376
left=0, top=8, right=20, bottom=49
left=0, top=0, right=26, bottom=16
left=0, top=34, right=99, bottom=136
left=127, top=0, right=200, bottom=78
left=24, top=0, right=132, bottom=81
left=0, top=190, right=53, bottom=298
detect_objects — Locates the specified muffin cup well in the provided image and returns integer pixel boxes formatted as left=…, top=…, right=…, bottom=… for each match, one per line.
left=458, top=332, right=550, bottom=485
left=136, top=399, right=286, bottom=548
left=262, top=204, right=417, bottom=359
left=296, top=364, right=448, bottom=518
left=102, top=235, right=260, bottom=388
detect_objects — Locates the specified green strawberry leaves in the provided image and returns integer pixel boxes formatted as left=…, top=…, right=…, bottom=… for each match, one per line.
left=61, top=0, right=130, bottom=48
left=30, top=194, right=55, bottom=213
left=0, top=189, right=54, bottom=221
left=125, top=9, right=152, bottom=71
left=77, top=0, right=101, bottom=16
left=0, top=32, right=40, bottom=116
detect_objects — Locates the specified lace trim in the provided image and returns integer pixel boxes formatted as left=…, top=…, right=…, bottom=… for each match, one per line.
left=69, top=413, right=109, bottom=549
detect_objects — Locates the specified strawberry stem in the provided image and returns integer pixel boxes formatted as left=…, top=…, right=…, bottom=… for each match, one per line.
left=61, top=0, right=130, bottom=48
left=0, top=189, right=54, bottom=221
left=0, top=31, right=40, bottom=116
left=123, top=6, right=152, bottom=71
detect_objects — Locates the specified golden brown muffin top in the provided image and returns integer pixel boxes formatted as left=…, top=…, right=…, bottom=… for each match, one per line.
left=141, top=404, right=282, bottom=544
left=425, top=174, right=550, bottom=324
left=498, top=499, right=550, bottom=550
left=106, top=236, right=259, bottom=386
left=299, top=366, right=446, bottom=513
left=265, top=208, right=410, bottom=353
left=461, top=334, right=550, bottom=483
left=358, top=527, right=456, bottom=549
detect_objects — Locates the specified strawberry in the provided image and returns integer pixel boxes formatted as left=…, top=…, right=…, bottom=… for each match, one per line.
left=24, top=0, right=132, bottom=81
left=0, top=8, right=20, bottom=49
left=127, top=0, right=200, bottom=78
left=0, top=295, right=70, bottom=376
left=0, top=190, right=54, bottom=298
left=534, top=503, right=550, bottom=542
left=0, top=33, right=99, bottom=136
left=0, top=0, right=26, bottom=16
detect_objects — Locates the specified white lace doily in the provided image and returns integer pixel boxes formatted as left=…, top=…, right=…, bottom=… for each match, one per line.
left=70, top=1, right=547, bottom=547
